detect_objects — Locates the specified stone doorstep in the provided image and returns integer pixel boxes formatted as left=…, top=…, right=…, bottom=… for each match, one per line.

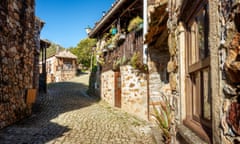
left=150, top=125, right=164, bottom=144
left=176, top=124, right=208, bottom=144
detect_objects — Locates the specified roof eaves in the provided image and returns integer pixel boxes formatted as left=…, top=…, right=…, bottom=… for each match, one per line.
left=89, top=0, right=127, bottom=38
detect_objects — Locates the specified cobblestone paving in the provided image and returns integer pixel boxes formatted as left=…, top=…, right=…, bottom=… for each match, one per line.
left=0, top=73, right=156, bottom=144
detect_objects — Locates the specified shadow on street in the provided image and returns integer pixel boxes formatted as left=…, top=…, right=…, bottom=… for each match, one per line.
left=0, top=74, right=99, bottom=143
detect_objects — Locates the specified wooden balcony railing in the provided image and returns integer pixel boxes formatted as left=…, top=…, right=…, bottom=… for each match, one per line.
left=102, top=30, right=143, bottom=72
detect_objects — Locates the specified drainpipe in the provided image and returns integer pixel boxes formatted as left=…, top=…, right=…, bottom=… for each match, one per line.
left=143, top=0, right=148, bottom=65
left=143, top=0, right=150, bottom=120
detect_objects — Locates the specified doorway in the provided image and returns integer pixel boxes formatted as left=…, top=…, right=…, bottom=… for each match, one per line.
left=114, top=71, right=121, bottom=108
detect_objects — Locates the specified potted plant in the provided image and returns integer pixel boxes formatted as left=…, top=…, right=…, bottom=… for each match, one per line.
left=107, top=33, right=119, bottom=50
left=97, top=57, right=105, bottom=65
left=127, top=16, right=143, bottom=32
left=110, top=25, right=118, bottom=35
left=130, top=52, right=148, bottom=72
left=112, top=58, right=121, bottom=71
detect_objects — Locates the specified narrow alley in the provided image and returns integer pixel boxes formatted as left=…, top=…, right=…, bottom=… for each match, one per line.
left=0, top=74, right=156, bottom=144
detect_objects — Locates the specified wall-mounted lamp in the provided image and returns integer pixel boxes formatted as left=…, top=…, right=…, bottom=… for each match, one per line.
left=85, top=26, right=92, bottom=35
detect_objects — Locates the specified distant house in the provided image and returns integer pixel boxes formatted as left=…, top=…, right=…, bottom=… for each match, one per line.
left=42, top=49, right=78, bottom=83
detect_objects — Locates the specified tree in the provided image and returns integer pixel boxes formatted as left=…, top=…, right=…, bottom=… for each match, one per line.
left=39, top=41, right=65, bottom=59
left=69, top=38, right=96, bottom=68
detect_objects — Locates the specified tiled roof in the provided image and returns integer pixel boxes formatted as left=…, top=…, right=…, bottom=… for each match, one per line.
left=55, top=50, right=77, bottom=59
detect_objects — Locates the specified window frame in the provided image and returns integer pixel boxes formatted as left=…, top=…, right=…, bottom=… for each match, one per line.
left=183, top=1, right=212, bottom=143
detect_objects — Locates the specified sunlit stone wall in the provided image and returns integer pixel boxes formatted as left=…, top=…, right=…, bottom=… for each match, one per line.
left=0, top=0, right=38, bottom=129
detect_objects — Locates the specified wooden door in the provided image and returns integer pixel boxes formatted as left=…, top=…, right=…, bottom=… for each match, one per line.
left=114, top=71, right=121, bottom=108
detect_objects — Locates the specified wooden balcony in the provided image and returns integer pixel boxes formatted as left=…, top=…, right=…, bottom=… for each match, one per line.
left=101, top=30, right=143, bottom=72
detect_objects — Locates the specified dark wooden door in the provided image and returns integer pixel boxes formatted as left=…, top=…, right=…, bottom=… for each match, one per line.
left=114, top=72, right=121, bottom=108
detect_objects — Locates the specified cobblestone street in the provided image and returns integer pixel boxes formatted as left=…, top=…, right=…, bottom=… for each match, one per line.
left=0, top=73, right=156, bottom=144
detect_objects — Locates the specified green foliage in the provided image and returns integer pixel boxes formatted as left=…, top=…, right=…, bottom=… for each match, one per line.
left=151, top=95, right=172, bottom=144
left=112, top=58, right=121, bottom=71
left=128, top=16, right=143, bottom=32
left=130, top=52, right=140, bottom=69
left=113, top=56, right=129, bottom=70
left=97, top=57, right=105, bottom=65
left=91, top=65, right=98, bottom=72
left=40, top=42, right=65, bottom=59
left=69, top=38, right=96, bottom=68
left=130, top=52, right=148, bottom=72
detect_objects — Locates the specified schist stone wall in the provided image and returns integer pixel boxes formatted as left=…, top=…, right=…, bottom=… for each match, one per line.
left=0, top=0, right=39, bottom=128
left=101, top=71, right=115, bottom=105
left=101, top=65, right=148, bottom=120
left=120, top=65, right=148, bottom=120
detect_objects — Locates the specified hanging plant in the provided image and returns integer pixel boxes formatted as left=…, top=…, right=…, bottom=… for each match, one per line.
left=110, top=25, right=118, bottom=35
left=112, top=58, right=121, bottom=71
left=106, top=33, right=119, bottom=50
left=97, top=57, right=105, bottom=65
left=130, top=52, right=148, bottom=72
left=117, top=29, right=126, bottom=45
left=128, top=16, right=143, bottom=32
left=120, top=55, right=128, bottom=65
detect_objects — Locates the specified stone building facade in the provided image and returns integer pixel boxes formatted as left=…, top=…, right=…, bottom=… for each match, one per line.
left=89, top=0, right=150, bottom=120
left=0, top=0, right=44, bottom=129
left=90, top=0, right=240, bottom=143
left=154, top=0, right=240, bottom=143
left=89, top=0, right=172, bottom=122
left=44, top=50, right=77, bottom=83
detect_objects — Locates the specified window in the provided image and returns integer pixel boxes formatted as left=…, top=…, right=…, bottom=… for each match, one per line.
left=184, top=2, right=212, bottom=142
left=63, top=61, right=73, bottom=71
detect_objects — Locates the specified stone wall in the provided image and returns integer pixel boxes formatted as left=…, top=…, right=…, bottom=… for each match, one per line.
left=148, top=48, right=170, bottom=106
left=166, top=0, right=240, bottom=143
left=120, top=65, right=148, bottom=120
left=101, top=71, right=115, bottom=105
left=33, top=18, right=42, bottom=90
left=101, top=66, right=148, bottom=120
left=46, top=57, right=77, bottom=83
left=0, top=0, right=38, bottom=129
left=219, top=1, right=240, bottom=143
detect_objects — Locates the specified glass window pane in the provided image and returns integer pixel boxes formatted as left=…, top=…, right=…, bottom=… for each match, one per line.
left=202, top=68, right=211, bottom=120
left=190, top=22, right=197, bottom=65
left=192, top=72, right=201, bottom=121
left=196, top=5, right=209, bottom=60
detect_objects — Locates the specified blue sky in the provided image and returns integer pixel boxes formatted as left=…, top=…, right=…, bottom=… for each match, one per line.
left=36, top=0, right=115, bottom=48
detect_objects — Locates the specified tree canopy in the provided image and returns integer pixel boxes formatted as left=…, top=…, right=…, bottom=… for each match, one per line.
left=40, top=41, right=65, bottom=59
left=69, top=38, right=96, bottom=68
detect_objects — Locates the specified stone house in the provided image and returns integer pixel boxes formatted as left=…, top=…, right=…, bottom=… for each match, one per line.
left=90, top=0, right=240, bottom=143
left=0, top=0, right=46, bottom=129
left=89, top=0, right=168, bottom=121
left=43, top=50, right=77, bottom=83
left=89, top=0, right=149, bottom=120
left=145, top=0, right=240, bottom=143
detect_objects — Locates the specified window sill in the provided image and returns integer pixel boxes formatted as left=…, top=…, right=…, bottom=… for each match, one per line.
left=176, top=124, right=208, bottom=144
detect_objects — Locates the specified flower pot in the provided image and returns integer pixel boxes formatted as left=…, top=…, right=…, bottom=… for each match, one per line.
left=117, top=34, right=126, bottom=45
left=108, top=44, right=116, bottom=50
left=111, top=28, right=117, bottom=35
left=119, top=34, right=126, bottom=40
left=102, top=48, right=108, bottom=52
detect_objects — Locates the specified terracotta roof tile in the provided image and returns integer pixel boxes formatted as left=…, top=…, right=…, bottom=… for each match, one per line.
left=55, top=50, right=77, bottom=59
